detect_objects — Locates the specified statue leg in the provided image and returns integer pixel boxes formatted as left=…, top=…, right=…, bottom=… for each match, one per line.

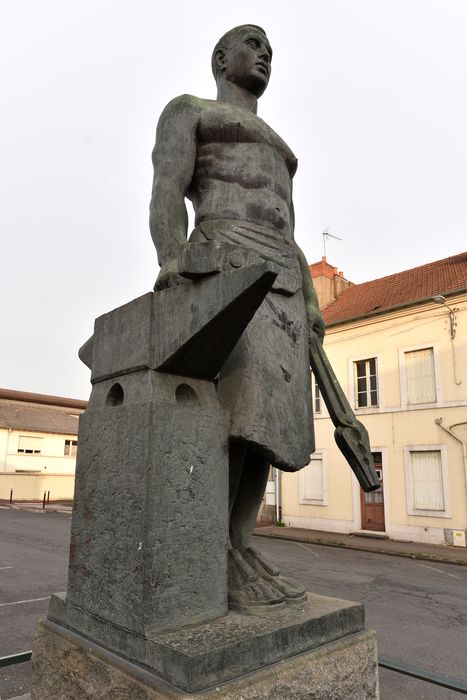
left=229, top=446, right=269, bottom=553
left=228, top=445, right=306, bottom=610
left=228, top=445, right=285, bottom=611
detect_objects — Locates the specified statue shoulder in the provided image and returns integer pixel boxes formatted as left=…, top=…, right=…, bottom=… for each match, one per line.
left=152, top=95, right=213, bottom=167
left=158, top=94, right=212, bottom=125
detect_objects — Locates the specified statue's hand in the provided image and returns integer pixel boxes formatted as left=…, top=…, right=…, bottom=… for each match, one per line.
left=154, top=260, right=187, bottom=291
left=306, top=307, right=325, bottom=346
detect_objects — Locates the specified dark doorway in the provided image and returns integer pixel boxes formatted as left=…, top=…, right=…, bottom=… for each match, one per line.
left=360, top=452, right=385, bottom=531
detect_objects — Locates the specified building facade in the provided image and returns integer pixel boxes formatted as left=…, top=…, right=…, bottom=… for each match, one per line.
left=0, top=388, right=86, bottom=502
left=281, top=252, right=467, bottom=546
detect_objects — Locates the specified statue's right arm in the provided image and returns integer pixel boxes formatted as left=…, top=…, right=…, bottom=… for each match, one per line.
left=149, top=95, right=201, bottom=289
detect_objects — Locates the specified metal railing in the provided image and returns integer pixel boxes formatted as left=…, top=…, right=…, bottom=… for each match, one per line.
left=1, top=651, right=467, bottom=694
left=379, top=656, right=467, bottom=694
left=0, top=650, right=32, bottom=668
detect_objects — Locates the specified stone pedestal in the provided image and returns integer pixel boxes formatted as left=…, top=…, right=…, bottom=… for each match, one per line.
left=32, top=595, right=379, bottom=699
left=31, top=266, right=379, bottom=698
left=63, top=373, right=229, bottom=647
left=55, top=265, right=277, bottom=653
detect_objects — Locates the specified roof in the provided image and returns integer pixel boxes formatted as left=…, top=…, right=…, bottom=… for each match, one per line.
left=0, top=403, right=81, bottom=435
left=0, top=388, right=87, bottom=410
left=322, top=251, right=467, bottom=326
left=0, top=388, right=86, bottom=435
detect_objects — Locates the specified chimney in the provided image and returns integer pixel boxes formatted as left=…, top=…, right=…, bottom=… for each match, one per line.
left=309, top=258, right=352, bottom=309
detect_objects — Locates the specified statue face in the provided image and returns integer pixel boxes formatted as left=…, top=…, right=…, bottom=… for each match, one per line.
left=222, top=30, right=272, bottom=98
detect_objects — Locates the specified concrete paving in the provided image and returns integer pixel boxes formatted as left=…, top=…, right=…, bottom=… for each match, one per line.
left=254, top=524, right=467, bottom=566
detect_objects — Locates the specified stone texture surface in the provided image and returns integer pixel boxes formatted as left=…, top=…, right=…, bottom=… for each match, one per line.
left=47, top=593, right=364, bottom=692
left=58, top=374, right=229, bottom=650
left=147, top=592, right=364, bottom=690
left=32, top=619, right=379, bottom=699
left=82, top=263, right=276, bottom=383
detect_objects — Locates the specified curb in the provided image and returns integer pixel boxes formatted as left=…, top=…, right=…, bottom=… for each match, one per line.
left=253, top=530, right=467, bottom=567
left=7, top=505, right=72, bottom=515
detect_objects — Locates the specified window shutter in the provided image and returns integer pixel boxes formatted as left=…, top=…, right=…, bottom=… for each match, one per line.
left=18, top=436, right=43, bottom=453
left=411, top=451, right=444, bottom=510
left=304, top=457, right=324, bottom=501
left=405, top=348, right=436, bottom=404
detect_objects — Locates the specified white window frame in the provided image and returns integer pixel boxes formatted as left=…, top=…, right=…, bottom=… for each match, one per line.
left=64, top=439, right=78, bottom=457
left=311, top=371, right=323, bottom=416
left=348, top=353, right=383, bottom=413
left=399, top=343, right=441, bottom=409
left=404, top=445, right=451, bottom=518
left=299, top=451, right=328, bottom=506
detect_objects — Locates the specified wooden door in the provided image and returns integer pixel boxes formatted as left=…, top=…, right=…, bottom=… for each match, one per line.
left=360, top=452, right=385, bottom=531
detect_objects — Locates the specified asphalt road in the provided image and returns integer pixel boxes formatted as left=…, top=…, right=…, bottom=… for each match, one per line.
left=256, top=536, right=467, bottom=699
left=1, top=508, right=466, bottom=699
left=0, top=508, right=70, bottom=700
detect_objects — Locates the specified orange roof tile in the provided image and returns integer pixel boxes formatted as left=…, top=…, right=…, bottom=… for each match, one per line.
left=321, top=251, right=467, bottom=325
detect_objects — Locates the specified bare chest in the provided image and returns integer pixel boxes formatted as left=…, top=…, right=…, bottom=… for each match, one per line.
left=197, top=102, right=297, bottom=177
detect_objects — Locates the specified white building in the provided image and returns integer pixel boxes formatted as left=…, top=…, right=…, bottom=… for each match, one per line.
left=0, top=388, right=86, bottom=502
left=280, top=252, right=467, bottom=546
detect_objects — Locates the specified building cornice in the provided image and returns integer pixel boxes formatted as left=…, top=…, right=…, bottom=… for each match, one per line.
left=0, top=388, right=87, bottom=410
left=325, top=288, right=467, bottom=329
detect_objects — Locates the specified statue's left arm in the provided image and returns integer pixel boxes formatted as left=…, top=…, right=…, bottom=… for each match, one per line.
left=295, top=243, right=325, bottom=344
left=288, top=182, right=325, bottom=343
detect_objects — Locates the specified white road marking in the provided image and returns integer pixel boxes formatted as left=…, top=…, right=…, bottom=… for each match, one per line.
left=293, top=542, right=320, bottom=558
left=0, top=596, right=50, bottom=608
left=0, top=566, right=13, bottom=570
left=418, top=564, right=461, bottom=580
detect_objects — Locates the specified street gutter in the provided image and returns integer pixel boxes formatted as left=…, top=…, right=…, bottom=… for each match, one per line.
left=253, top=530, right=467, bottom=567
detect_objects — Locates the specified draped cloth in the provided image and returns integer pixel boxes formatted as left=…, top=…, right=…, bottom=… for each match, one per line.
left=189, top=220, right=314, bottom=472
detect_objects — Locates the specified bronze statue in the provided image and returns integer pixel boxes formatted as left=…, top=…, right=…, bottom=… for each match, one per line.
left=149, top=25, right=324, bottom=612
left=149, top=25, right=378, bottom=612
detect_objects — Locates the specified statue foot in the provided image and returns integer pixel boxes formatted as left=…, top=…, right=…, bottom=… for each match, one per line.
left=228, top=548, right=286, bottom=613
left=243, top=547, right=307, bottom=604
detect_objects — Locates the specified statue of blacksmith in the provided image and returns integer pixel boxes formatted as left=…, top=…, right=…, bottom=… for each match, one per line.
left=31, top=23, right=380, bottom=700
left=149, top=25, right=325, bottom=612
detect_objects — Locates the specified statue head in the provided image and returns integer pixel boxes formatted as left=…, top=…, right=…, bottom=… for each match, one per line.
left=212, top=25, right=272, bottom=98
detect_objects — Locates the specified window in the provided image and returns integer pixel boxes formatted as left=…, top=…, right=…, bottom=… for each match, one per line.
left=64, top=439, right=78, bottom=457
left=17, top=436, right=42, bottom=454
left=311, top=372, right=321, bottom=414
left=411, top=451, right=444, bottom=511
left=299, top=453, right=327, bottom=505
left=363, top=452, right=384, bottom=505
left=404, top=446, right=450, bottom=518
left=354, top=358, right=378, bottom=408
left=405, top=348, right=436, bottom=404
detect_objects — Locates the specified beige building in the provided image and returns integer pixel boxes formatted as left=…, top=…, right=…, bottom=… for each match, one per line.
left=281, top=252, right=467, bottom=546
left=0, top=388, right=86, bottom=502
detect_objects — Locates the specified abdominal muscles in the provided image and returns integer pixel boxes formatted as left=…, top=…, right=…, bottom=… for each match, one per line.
left=190, top=142, right=293, bottom=234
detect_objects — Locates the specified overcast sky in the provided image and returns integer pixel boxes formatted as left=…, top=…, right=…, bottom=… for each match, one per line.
left=1, top=0, right=466, bottom=399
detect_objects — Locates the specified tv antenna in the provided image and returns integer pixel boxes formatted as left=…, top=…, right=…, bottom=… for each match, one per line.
left=322, top=228, right=343, bottom=257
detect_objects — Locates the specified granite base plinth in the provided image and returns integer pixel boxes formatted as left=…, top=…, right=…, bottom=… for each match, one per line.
left=32, top=593, right=379, bottom=699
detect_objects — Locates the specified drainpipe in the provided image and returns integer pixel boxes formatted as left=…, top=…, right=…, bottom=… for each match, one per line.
left=435, top=418, right=467, bottom=506
left=274, top=468, right=282, bottom=524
